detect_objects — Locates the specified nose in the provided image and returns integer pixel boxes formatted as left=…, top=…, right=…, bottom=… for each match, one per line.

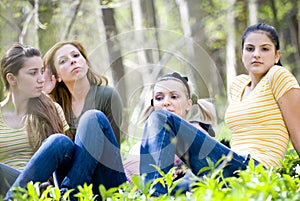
left=38, top=73, right=45, bottom=83
left=70, top=58, right=76, bottom=65
left=253, top=48, right=260, bottom=58
left=162, top=97, right=171, bottom=107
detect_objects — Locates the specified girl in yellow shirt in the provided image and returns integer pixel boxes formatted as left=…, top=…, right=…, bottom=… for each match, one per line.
left=140, top=23, right=300, bottom=196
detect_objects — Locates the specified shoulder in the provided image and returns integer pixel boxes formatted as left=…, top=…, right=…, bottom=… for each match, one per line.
left=53, top=102, right=70, bottom=131
left=266, top=65, right=300, bottom=98
left=267, top=65, right=291, bottom=77
left=230, top=74, right=250, bottom=91
left=93, top=84, right=117, bottom=96
left=53, top=102, right=63, bottom=112
left=268, top=65, right=288, bottom=72
left=53, top=102, right=64, bottom=118
left=232, top=74, right=250, bottom=85
left=91, top=84, right=122, bottom=109
left=266, top=65, right=298, bottom=82
left=266, top=65, right=299, bottom=86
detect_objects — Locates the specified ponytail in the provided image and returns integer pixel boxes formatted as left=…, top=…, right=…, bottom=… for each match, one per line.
left=187, top=94, right=217, bottom=125
left=195, top=99, right=217, bottom=125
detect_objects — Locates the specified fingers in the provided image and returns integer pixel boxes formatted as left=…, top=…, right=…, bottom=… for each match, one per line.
left=44, top=66, right=52, bottom=80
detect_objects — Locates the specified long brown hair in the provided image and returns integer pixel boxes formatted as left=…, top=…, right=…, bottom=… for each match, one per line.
left=1, top=43, right=65, bottom=151
left=43, top=41, right=108, bottom=127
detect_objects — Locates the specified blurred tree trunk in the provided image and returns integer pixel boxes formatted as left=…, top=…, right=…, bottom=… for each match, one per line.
left=130, top=0, right=160, bottom=127
left=30, top=0, right=59, bottom=54
left=19, top=0, right=40, bottom=47
left=176, top=0, right=211, bottom=99
left=226, top=0, right=236, bottom=96
left=285, top=1, right=300, bottom=80
left=269, top=0, right=279, bottom=30
left=100, top=0, right=127, bottom=141
left=0, top=4, right=4, bottom=101
left=62, top=0, right=83, bottom=40
left=176, top=0, right=194, bottom=83
left=248, top=0, right=257, bottom=25
left=100, top=0, right=126, bottom=102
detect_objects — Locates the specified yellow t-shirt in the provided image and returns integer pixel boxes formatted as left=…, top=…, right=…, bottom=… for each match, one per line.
left=225, top=65, right=300, bottom=167
left=0, top=102, right=69, bottom=170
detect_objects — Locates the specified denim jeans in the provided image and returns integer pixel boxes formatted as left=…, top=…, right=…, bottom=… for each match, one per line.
left=0, top=163, right=20, bottom=196
left=5, top=110, right=126, bottom=201
left=59, top=110, right=127, bottom=199
left=4, top=134, right=74, bottom=200
left=140, top=110, right=259, bottom=195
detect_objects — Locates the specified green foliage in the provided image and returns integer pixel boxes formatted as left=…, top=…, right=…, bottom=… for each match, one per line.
left=2, top=149, right=300, bottom=201
left=277, top=148, right=300, bottom=178
left=150, top=165, right=184, bottom=196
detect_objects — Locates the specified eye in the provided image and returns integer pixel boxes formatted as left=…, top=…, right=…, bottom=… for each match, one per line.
left=73, top=52, right=80, bottom=57
left=171, top=94, right=179, bottom=99
left=245, top=46, right=254, bottom=52
left=58, top=59, right=66, bottom=64
left=262, top=47, right=270, bottom=51
left=155, top=95, right=164, bottom=101
left=29, top=70, right=37, bottom=76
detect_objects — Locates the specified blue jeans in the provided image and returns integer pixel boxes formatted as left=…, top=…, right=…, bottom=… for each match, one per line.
left=140, top=110, right=259, bottom=195
left=5, top=110, right=126, bottom=200
left=4, top=134, right=74, bottom=200
left=58, top=110, right=127, bottom=199
left=0, top=163, right=20, bottom=196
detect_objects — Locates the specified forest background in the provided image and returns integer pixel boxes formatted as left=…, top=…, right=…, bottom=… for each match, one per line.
left=1, top=0, right=300, bottom=153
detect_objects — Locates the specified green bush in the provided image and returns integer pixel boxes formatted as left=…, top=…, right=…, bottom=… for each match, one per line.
left=2, top=147, right=300, bottom=201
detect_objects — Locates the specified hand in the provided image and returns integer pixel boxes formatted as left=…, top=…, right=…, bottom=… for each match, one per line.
left=43, top=67, right=56, bottom=94
left=173, top=167, right=186, bottom=181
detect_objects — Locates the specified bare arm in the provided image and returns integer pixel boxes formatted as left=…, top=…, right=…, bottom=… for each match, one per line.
left=278, top=88, right=300, bottom=156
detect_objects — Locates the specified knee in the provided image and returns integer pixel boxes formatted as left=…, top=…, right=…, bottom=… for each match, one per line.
left=80, top=109, right=107, bottom=123
left=148, top=110, right=168, bottom=120
left=46, top=134, right=74, bottom=150
left=147, top=110, right=169, bottom=126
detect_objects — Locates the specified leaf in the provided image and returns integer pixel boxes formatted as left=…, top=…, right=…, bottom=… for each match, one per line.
left=150, top=164, right=166, bottom=177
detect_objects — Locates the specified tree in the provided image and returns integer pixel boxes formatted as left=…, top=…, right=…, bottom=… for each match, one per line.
left=225, top=0, right=236, bottom=95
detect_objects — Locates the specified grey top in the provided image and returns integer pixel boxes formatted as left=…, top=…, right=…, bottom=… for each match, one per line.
left=69, top=84, right=123, bottom=146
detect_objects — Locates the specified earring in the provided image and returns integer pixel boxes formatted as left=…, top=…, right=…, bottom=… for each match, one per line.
left=57, top=77, right=62, bottom=82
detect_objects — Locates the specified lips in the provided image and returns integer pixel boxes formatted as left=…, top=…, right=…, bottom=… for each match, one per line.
left=36, top=86, right=44, bottom=91
left=71, top=67, right=80, bottom=72
left=252, top=61, right=262, bottom=64
left=164, top=108, right=174, bottom=113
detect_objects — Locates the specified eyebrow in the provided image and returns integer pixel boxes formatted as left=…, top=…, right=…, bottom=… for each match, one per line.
left=27, top=66, right=43, bottom=71
left=154, top=91, right=182, bottom=96
left=245, top=43, right=273, bottom=46
left=57, top=55, right=66, bottom=61
left=57, top=50, right=78, bottom=59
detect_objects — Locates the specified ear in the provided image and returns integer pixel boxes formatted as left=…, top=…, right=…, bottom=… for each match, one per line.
left=275, top=50, right=281, bottom=64
left=186, top=98, right=193, bottom=112
left=6, top=73, right=17, bottom=86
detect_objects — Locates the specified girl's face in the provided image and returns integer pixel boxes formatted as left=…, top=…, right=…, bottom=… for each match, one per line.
left=54, top=44, right=88, bottom=83
left=153, top=79, right=192, bottom=118
left=13, top=56, right=45, bottom=98
left=242, top=31, right=280, bottom=78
